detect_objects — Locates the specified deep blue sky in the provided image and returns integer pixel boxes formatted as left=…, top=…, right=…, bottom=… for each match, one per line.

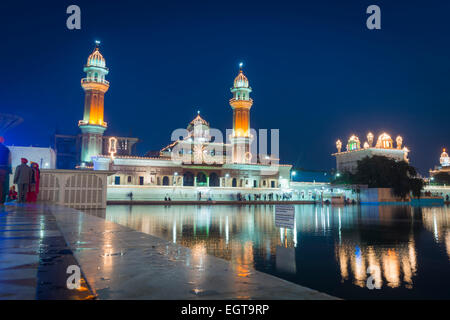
left=1, top=0, right=449, bottom=174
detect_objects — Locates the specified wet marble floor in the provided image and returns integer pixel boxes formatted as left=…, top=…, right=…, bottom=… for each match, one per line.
left=0, top=204, right=94, bottom=300
left=0, top=204, right=336, bottom=300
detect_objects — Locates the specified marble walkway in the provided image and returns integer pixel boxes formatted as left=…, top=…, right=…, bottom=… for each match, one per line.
left=0, top=204, right=337, bottom=300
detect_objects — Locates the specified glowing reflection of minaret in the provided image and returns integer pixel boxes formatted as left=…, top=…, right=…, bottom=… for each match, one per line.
left=338, top=208, right=342, bottom=244
left=293, top=217, right=298, bottom=247
left=326, top=206, right=330, bottom=229
left=225, top=216, right=229, bottom=245
left=433, top=212, right=439, bottom=242
left=321, top=207, right=326, bottom=235
left=314, top=207, right=318, bottom=231
left=173, top=219, right=177, bottom=243
left=339, top=249, right=349, bottom=280
left=382, top=249, right=400, bottom=288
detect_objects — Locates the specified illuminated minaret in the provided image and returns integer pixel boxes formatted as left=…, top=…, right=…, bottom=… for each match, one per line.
left=230, top=63, right=253, bottom=163
left=78, top=41, right=109, bottom=164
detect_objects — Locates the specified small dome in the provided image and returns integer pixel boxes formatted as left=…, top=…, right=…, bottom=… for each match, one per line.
left=347, top=135, right=360, bottom=151
left=441, top=148, right=450, bottom=166
left=234, top=70, right=249, bottom=88
left=87, top=47, right=106, bottom=68
left=376, top=133, right=393, bottom=149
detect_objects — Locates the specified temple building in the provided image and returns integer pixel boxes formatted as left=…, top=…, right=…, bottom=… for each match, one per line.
left=429, top=148, right=450, bottom=177
left=332, top=132, right=409, bottom=173
left=60, top=44, right=293, bottom=192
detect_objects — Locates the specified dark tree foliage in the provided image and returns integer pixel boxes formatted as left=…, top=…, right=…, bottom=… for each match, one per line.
left=332, top=156, right=424, bottom=199
left=431, top=172, right=450, bottom=185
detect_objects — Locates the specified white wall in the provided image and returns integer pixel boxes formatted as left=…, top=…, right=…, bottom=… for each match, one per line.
left=8, top=146, right=56, bottom=186
left=107, top=185, right=294, bottom=201
left=8, top=146, right=56, bottom=169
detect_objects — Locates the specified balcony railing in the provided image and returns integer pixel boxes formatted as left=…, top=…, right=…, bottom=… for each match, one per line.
left=81, top=78, right=110, bottom=86
left=78, top=120, right=107, bottom=127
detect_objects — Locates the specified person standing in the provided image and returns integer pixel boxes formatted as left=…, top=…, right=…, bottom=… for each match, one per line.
left=26, top=162, right=40, bottom=202
left=13, top=158, right=33, bottom=203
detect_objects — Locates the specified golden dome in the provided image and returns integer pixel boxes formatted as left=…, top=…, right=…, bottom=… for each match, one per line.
left=87, top=47, right=106, bottom=68
left=234, top=70, right=249, bottom=88
left=376, top=133, right=393, bottom=149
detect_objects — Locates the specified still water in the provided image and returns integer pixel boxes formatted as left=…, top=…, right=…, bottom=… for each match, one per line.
left=100, top=204, right=450, bottom=299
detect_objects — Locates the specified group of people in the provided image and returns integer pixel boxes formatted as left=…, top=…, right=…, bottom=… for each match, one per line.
left=9, top=158, right=40, bottom=203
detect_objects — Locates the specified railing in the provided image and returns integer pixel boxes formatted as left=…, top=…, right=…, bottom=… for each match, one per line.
left=81, top=78, right=110, bottom=86
left=78, top=120, right=108, bottom=127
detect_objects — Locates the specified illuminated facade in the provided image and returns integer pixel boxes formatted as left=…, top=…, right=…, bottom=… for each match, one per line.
left=429, top=148, right=450, bottom=177
left=90, top=64, right=292, bottom=192
left=332, top=132, right=409, bottom=173
left=79, top=42, right=110, bottom=164
left=230, top=66, right=253, bottom=164
left=53, top=43, right=138, bottom=169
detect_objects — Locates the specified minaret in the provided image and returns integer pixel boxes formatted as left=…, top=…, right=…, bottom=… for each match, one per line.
left=78, top=41, right=109, bottom=164
left=230, top=63, right=253, bottom=163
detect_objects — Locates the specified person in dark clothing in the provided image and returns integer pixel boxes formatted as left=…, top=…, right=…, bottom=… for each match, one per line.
left=0, top=141, right=11, bottom=204
left=13, top=158, right=33, bottom=203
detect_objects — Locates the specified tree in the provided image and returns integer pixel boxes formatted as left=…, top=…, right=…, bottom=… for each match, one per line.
left=332, top=155, right=424, bottom=199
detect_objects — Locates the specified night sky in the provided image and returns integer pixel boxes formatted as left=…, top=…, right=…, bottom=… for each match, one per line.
left=1, top=0, right=449, bottom=174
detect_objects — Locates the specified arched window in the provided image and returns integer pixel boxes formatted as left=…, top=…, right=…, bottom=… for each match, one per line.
left=162, top=176, right=169, bottom=186
left=209, top=173, right=219, bottom=187
left=183, top=172, right=194, bottom=186
left=196, top=172, right=207, bottom=186
left=232, top=178, right=237, bottom=187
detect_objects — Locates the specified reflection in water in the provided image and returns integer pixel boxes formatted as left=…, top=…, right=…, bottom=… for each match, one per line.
left=422, top=207, right=450, bottom=259
left=99, top=204, right=450, bottom=299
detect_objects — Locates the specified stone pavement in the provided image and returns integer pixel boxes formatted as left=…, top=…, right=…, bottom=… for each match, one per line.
left=0, top=204, right=94, bottom=299
left=1, top=203, right=337, bottom=300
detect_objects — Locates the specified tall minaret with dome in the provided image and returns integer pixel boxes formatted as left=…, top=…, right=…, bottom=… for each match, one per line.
left=78, top=41, right=110, bottom=164
left=230, top=63, right=253, bottom=164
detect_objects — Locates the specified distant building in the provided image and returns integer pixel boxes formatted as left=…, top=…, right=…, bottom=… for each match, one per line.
left=332, top=132, right=409, bottom=173
left=54, top=134, right=138, bottom=169
left=429, top=148, right=450, bottom=177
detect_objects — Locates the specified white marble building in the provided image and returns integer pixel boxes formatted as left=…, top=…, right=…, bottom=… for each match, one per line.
left=332, top=132, right=409, bottom=173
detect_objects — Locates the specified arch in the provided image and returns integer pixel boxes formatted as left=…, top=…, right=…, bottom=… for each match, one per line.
left=183, top=172, right=194, bottom=186
left=196, top=172, right=207, bottom=186
left=209, top=173, right=219, bottom=187
left=232, top=178, right=237, bottom=187
left=162, top=176, right=170, bottom=186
